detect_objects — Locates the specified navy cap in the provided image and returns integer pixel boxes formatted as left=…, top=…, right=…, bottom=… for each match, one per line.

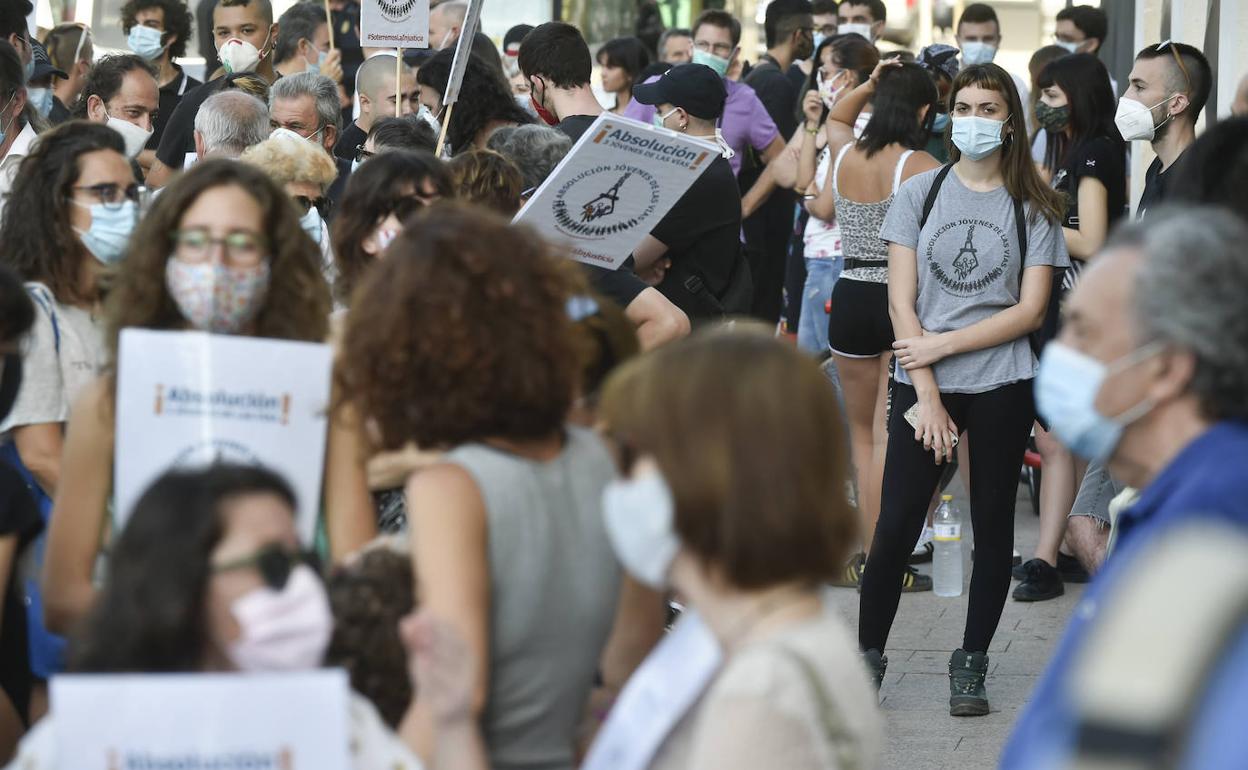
left=632, top=63, right=727, bottom=121
left=30, top=38, right=68, bottom=81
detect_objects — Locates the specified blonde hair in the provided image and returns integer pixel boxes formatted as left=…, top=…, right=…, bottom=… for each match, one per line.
left=239, top=136, right=338, bottom=191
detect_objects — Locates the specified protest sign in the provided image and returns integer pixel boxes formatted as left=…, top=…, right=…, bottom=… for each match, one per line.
left=433, top=0, right=483, bottom=155
left=359, top=0, right=429, bottom=48
left=113, top=330, right=334, bottom=543
left=52, top=670, right=351, bottom=770
left=513, top=113, right=719, bottom=270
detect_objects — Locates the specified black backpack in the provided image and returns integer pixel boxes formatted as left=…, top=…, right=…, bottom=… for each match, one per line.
left=918, top=164, right=1064, bottom=358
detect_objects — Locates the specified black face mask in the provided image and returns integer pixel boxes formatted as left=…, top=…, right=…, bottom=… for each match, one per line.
left=0, top=354, right=24, bottom=425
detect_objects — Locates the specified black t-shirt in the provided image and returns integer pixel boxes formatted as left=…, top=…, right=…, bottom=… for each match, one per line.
left=1054, top=135, right=1127, bottom=235
left=555, top=114, right=598, bottom=144
left=155, top=76, right=229, bottom=168
left=335, top=121, right=367, bottom=164
left=48, top=96, right=71, bottom=126
left=652, top=155, right=742, bottom=316
left=148, top=68, right=203, bottom=151
left=744, top=56, right=798, bottom=141
left=326, top=155, right=353, bottom=215
left=0, top=463, right=41, bottom=723
left=1137, top=152, right=1186, bottom=220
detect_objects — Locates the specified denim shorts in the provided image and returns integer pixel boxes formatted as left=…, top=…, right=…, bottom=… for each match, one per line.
left=1069, top=457, right=1126, bottom=527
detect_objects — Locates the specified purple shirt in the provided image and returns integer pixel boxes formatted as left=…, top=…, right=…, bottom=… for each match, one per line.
left=623, top=76, right=780, bottom=177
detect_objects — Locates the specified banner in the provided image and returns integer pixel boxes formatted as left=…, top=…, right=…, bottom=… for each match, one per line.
left=441, top=0, right=483, bottom=105
left=113, top=330, right=334, bottom=543
left=360, top=0, right=429, bottom=48
left=513, top=114, right=718, bottom=270
left=52, top=671, right=351, bottom=770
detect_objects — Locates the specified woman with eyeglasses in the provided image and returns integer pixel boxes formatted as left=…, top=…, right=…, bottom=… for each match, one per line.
left=239, top=132, right=339, bottom=287
left=8, top=464, right=488, bottom=769
left=39, top=159, right=378, bottom=639
left=0, top=121, right=138, bottom=708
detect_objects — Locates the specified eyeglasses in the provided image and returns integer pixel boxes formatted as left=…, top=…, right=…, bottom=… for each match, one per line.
left=212, top=544, right=321, bottom=591
left=386, top=195, right=429, bottom=221
left=171, top=227, right=268, bottom=266
left=293, top=195, right=331, bottom=218
left=71, top=183, right=143, bottom=211
left=694, top=40, right=734, bottom=57
left=353, top=144, right=374, bottom=163
left=1154, top=40, right=1192, bottom=93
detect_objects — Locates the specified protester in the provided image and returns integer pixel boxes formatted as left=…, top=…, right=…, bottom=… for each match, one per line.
left=860, top=63, right=1069, bottom=716
left=269, top=71, right=353, bottom=206
left=485, top=123, right=570, bottom=194
left=806, top=62, right=941, bottom=591
left=192, top=89, right=270, bottom=160
left=597, top=37, right=650, bottom=115
left=1055, top=5, right=1109, bottom=56
left=271, top=1, right=343, bottom=82
left=656, top=27, right=692, bottom=65
left=0, top=122, right=134, bottom=711
left=811, top=0, right=838, bottom=50
left=0, top=41, right=33, bottom=216
left=11, top=464, right=487, bottom=768
left=837, top=0, right=885, bottom=44
left=240, top=132, right=339, bottom=279
left=148, top=0, right=279, bottom=188
left=0, top=265, right=36, bottom=760
left=1122, top=41, right=1211, bottom=217
left=1014, top=52, right=1126, bottom=602
left=1170, top=116, right=1248, bottom=223
left=427, top=0, right=467, bottom=51
left=517, top=21, right=604, bottom=141
left=362, top=115, right=437, bottom=160
left=501, top=24, right=534, bottom=95
left=23, top=39, right=63, bottom=122
left=1003, top=207, right=1248, bottom=765
left=336, top=54, right=416, bottom=163
left=624, top=11, right=784, bottom=179
left=1026, top=45, right=1070, bottom=164
left=954, top=4, right=1031, bottom=112
left=632, top=64, right=748, bottom=322
left=597, top=327, right=882, bottom=769
left=73, top=54, right=160, bottom=166
left=416, top=49, right=533, bottom=155
left=915, top=43, right=959, bottom=162
left=42, top=23, right=93, bottom=124
left=40, top=160, right=377, bottom=638
left=335, top=204, right=665, bottom=769
left=0, top=0, right=31, bottom=74
left=446, top=149, right=523, bottom=216
left=122, top=0, right=203, bottom=156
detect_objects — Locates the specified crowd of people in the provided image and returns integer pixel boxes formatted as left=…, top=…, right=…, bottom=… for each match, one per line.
left=0, top=0, right=1247, bottom=766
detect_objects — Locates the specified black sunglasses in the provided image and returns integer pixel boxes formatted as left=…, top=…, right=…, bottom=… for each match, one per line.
left=213, top=544, right=321, bottom=591
left=293, top=195, right=331, bottom=219
left=354, top=143, right=375, bottom=163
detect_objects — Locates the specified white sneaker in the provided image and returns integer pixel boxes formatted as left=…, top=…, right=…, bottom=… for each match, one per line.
left=909, top=526, right=935, bottom=564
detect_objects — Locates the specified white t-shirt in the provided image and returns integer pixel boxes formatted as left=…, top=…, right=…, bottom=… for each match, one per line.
left=802, top=113, right=870, bottom=260
left=0, top=283, right=107, bottom=435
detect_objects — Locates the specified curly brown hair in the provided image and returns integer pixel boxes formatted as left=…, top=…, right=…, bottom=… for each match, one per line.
left=446, top=150, right=524, bottom=216
left=103, top=159, right=330, bottom=368
left=335, top=203, right=588, bottom=450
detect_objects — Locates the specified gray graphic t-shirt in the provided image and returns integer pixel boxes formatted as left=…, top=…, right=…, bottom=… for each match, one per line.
left=880, top=167, right=1070, bottom=394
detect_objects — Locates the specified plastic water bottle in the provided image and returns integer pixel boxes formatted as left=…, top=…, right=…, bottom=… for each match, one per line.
left=933, top=494, right=964, bottom=597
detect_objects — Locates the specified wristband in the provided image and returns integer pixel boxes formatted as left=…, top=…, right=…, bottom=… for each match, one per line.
left=804, top=122, right=820, bottom=135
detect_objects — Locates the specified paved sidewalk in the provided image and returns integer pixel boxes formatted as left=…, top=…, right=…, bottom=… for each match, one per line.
left=825, top=480, right=1082, bottom=770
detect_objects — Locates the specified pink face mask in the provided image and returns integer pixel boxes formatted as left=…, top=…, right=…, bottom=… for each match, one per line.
left=226, top=565, right=333, bottom=672
left=817, top=69, right=848, bottom=109
left=165, top=259, right=270, bottom=334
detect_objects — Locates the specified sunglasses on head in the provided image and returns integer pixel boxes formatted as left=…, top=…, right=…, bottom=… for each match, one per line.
left=213, top=543, right=321, bottom=590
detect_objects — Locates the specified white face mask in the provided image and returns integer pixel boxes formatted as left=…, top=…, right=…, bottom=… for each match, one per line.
left=219, top=31, right=270, bottom=74
left=1114, top=94, right=1177, bottom=142
left=106, top=115, right=154, bottom=158
left=1055, top=40, right=1081, bottom=55
left=227, top=565, right=333, bottom=672
left=960, top=41, right=997, bottom=66
left=951, top=114, right=1008, bottom=160
left=601, top=469, right=681, bottom=590
left=839, top=23, right=874, bottom=42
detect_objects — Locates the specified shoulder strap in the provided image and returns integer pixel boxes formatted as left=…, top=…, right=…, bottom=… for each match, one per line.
left=831, top=143, right=852, bottom=196
left=1014, top=197, right=1028, bottom=282
left=777, top=645, right=862, bottom=770
left=918, top=164, right=954, bottom=230
left=892, top=150, right=915, bottom=194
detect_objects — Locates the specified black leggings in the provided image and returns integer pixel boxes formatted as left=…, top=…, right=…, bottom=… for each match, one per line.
left=859, top=380, right=1035, bottom=654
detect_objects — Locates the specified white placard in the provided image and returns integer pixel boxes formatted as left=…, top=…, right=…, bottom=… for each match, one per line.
left=360, top=0, right=429, bottom=49
left=441, top=0, right=483, bottom=105
left=514, top=114, right=719, bottom=270
left=581, top=611, right=722, bottom=770
left=52, top=670, right=351, bottom=770
left=114, top=330, right=334, bottom=543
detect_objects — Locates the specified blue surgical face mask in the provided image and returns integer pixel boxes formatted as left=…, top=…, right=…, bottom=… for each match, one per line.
left=652, top=107, right=679, bottom=129
left=299, top=205, right=323, bottom=244
left=959, top=41, right=997, bottom=66
left=812, top=32, right=827, bottom=52
left=26, top=87, right=53, bottom=117
left=308, top=45, right=329, bottom=74
left=932, top=111, right=951, bottom=133
left=692, top=48, right=730, bottom=78
left=23, top=55, right=34, bottom=84
left=128, top=25, right=166, bottom=61
left=74, top=200, right=138, bottom=264
left=1035, top=341, right=1163, bottom=462
left=951, top=114, right=1009, bottom=160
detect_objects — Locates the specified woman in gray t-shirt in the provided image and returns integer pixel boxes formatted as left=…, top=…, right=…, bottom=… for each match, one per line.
left=859, top=64, right=1070, bottom=718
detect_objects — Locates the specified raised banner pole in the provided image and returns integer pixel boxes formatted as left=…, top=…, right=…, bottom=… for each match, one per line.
left=395, top=47, right=402, bottom=117
left=324, top=0, right=335, bottom=48
left=434, top=0, right=483, bottom=158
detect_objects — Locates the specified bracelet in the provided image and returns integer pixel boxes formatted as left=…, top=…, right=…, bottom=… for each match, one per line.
left=804, top=122, right=820, bottom=135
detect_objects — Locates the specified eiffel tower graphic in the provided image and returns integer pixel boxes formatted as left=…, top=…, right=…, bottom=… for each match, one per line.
left=581, top=172, right=631, bottom=222
left=952, top=224, right=980, bottom=280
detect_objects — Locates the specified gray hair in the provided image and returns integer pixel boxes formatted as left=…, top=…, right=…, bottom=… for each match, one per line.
left=194, top=90, right=271, bottom=157
left=1112, top=206, right=1248, bottom=421
left=269, top=71, right=342, bottom=133
left=432, top=0, right=468, bottom=24
left=486, top=124, right=572, bottom=191
left=658, top=27, right=692, bottom=55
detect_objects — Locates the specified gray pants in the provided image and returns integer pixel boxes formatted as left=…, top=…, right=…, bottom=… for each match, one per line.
left=1068, top=457, right=1126, bottom=528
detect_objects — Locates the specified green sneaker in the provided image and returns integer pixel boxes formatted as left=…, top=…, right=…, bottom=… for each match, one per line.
left=949, top=648, right=990, bottom=716
left=863, top=648, right=888, bottom=691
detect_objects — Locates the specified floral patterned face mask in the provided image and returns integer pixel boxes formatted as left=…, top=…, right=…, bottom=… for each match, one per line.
left=165, top=258, right=271, bottom=334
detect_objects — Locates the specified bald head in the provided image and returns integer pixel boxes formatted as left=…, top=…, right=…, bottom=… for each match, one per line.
left=429, top=1, right=468, bottom=49
left=355, top=54, right=415, bottom=129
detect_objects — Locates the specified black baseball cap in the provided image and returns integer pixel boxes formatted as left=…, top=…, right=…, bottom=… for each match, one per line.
left=632, top=63, right=727, bottom=121
left=30, top=38, right=67, bottom=81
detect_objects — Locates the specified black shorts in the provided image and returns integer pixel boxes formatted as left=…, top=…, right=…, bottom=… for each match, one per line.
left=827, top=279, right=894, bottom=358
